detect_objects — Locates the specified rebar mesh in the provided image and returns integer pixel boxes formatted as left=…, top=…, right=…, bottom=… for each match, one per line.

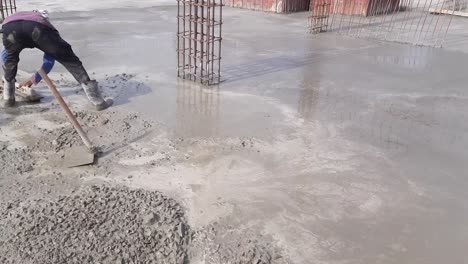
left=177, top=0, right=223, bottom=86
left=309, top=0, right=467, bottom=47
left=309, top=0, right=332, bottom=33
left=0, top=0, right=16, bottom=21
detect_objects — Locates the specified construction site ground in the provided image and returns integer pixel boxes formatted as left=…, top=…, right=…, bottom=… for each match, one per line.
left=1, top=5, right=468, bottom=264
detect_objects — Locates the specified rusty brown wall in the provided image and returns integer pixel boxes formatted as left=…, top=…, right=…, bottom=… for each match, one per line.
left=225, top=0, right=310, bottom=13
left=226, top=0, right=399, bottom=14
left=280, top=0, right=311, bottom=12
left=330, top=0, right=400, bottom=16
left=331, top=0, right=368, bottom=15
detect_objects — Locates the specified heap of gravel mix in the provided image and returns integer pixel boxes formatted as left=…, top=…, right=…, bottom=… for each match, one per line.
left=0, top=186, right=190, bottom=264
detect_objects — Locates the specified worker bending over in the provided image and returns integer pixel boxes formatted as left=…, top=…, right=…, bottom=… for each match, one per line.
left=1, top=10, right=112, bottom=110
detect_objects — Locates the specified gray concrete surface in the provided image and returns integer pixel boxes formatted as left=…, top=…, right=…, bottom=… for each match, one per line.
left=7, top=6, right=468, bottom=264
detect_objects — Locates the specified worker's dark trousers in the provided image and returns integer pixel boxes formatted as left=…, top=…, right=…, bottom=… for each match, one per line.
left=2, top=20, right=91, bottom=83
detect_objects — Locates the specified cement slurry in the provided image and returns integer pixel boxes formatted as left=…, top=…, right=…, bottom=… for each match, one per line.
left=5, top=6, right=468, bottom=264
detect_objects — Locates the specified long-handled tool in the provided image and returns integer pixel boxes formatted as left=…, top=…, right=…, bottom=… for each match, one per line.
left=38, top=69, right=97, bottom=167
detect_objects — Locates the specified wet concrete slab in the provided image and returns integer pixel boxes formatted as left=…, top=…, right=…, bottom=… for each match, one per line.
left=13, top=6, right=468, bottom=264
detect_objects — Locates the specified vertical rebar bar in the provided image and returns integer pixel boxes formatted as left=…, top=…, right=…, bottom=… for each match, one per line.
left=188, top=0, right=193, bottom=79
left=0, top=0, right=16, bottom=23
left=183, top=0, right=186, bottom=78
left=377, top=0, right=394, bottom=39
left=328, top=0, right=340, bottom=31
left=326, top=0, right=331, bottom=30
left=218, top=0, right=222, bottom=84
left=413, top=0, right=431, bottom=44
left=337, top=0, right=346, bottom=34
left=200, top=0, right=205, bottom=84
left=417, top=0, right=434, bottom=44
left=177, top=0, right=181, bottom=77
left=8, top=0, right=12, bottom=15
left=355, top=0, right=367, bottom=37
left=207, top=0, right=211, bottom=83
left=366, top=0, right=378, bottom=38
left=317, top=0, right=461, bottom=48
left=421, top=1, right=437, bottom=43
left=194, top=0, right=199, bottom=80
left=0, top=0, right=5, bottom=20
left=385, top=0, right=403, bottom=41
left=440, top=0, right=456, bottom=47
left=211, top=0, right=216, bottom=82
left=434, top=0, right=454, bottom=47
left=429, top=0, right=445, bottom=41
left=406, top=0, right=423, bottom=43
left=347, top=0, right=357, bottom=34
left=397, top=0, right=414, bottom=41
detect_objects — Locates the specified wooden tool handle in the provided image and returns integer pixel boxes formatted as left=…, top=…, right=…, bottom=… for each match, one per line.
left=38, top=69, right=94, bottom=150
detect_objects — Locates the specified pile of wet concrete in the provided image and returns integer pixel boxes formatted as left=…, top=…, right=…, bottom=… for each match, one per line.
left=190, top=223, right=286, bottom=264
left=0, top=186, right=189, bottom=264
left=0, top=107, right=288, bottom=263
left=0, top=184, right=287, bottom=264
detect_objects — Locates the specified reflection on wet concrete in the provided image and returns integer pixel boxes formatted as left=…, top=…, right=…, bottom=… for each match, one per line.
left=175, top=79, right=220, bottom=137
left=42, top=6, right=468, bottom=264
left=212, top=39, right=468, bottom=263
left=297, top=59, right=321, bottom=121
left=278, top=44, right=468, bottom=263
left=222, top=46, right=369, bottom=83
left=293, top=45, right=467, bottom=156
left=369, top=46, right=434, bottom=72
left=297, top=79, right=320, bottom=121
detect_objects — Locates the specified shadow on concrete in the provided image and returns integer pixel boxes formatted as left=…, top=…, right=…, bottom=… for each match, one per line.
left=175, top=79, right=221, bottom=137
left=222, top=52, right=332, bottom=83
left=101, top=78, right=153, bottom=107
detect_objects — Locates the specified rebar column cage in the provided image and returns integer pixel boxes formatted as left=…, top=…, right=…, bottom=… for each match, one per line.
left=0, top=0, right=16, bottom=21
left=309, top=0, right=464, bottom=48
left=177, top=0, right=223, bottom=86
left=309, top=0, right=332, bottom=33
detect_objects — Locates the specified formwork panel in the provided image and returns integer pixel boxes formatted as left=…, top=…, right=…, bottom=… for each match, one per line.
left=226, top=0, right=310, bottom=13
left=248, top=0, right=255, bottom=9
left=330, top=0, right=399, bottom=15
left=254, top=0, right=264, bottom=11
left=282, top=0, right=311, bottom=12
left=263, top=0, right=277, bottom=11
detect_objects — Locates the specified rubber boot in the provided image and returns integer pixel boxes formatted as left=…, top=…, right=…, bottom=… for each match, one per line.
left=1, top=77, right=16, bottom=107
left=82, top=80, right=113, bottom=111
